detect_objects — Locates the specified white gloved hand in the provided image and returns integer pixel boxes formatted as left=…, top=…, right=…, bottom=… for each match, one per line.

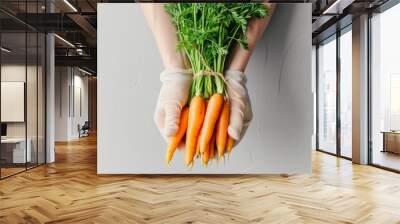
left=225, top=70, right=253, bottom=143
left=154, top=69, right=192, bottom=141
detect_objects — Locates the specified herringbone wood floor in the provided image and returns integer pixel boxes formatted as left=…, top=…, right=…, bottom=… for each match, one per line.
left=1, top=135, right=400, bottom=224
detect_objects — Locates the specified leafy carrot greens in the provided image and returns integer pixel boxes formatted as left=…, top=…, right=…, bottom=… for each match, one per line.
left=165, top=3, right=268, bottom=101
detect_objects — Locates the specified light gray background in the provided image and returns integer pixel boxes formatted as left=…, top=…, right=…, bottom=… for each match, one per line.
left=97, top=3, right=312, bottom=174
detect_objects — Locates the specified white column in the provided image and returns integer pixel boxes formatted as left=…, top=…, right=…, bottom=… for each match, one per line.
left=352, top=14, right=369, bottom=164
left=55, top=67, right=73, bottom=141
left=46, top=32, right=55, bottom=163
left=312, top=45, right=317, bottom=150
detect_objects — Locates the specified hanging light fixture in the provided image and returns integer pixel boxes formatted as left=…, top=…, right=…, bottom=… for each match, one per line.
left=63, top=0, right=78, bottom=12
left=54, top=34, right=75, bottom=48
left=1, top=47, right=11, bottom=53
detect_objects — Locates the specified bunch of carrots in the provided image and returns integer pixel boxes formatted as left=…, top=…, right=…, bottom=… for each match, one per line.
left=166, top=74, right=234, bottom=166
left=164, top=3, right=268, bottom=167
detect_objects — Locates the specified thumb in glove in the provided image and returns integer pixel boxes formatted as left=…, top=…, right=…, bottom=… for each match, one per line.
left=154, top=69, right=192, bottom=141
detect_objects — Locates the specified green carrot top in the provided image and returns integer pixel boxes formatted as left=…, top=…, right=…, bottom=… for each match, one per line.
left=165, top=3, right=268, bottom=101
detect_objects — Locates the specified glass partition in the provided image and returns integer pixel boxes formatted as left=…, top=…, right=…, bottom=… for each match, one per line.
left=0, top=31, right=28, bottom=177
left=0, top=1, right=46, bottom=179
left=38, top=32, right=45, bottom=165
left=27, top=31, right=38, bottom=169
left=317, top=36, right=337, bottom=154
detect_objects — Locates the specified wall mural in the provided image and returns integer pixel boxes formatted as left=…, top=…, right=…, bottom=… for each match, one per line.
left=97, top=3, right=313, bottom=174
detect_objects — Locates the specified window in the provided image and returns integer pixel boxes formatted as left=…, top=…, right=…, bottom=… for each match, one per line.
left=318, top=36, right=337, bottom=154
left=371, top=2, right=400, bottom=171
left=340, top=28, right=352, bottom=158
left=390, top=74, right=400, bottom=130
left=316, top=25, right=353, bottom=159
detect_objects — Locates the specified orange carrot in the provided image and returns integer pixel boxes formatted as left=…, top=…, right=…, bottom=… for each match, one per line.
left=202, top=142, right=210, bottom=166
left=166, top=107, right=189, bottom=163
left=195, top=100, right=208, bottom=158
left=195, top=136, right=201, bottom=157
left=210, top=145, right=215, bottom=161
left=226, top=136, right=235, bottom=153
left=209, top=132, right=216, bottom=161
left=216, top=101, right=230, bottom=157
left=185, top=96, right=206, bottom=166
left=198, top=94, right=224, bottom=155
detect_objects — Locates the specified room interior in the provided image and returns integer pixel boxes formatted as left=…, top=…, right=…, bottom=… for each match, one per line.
left=0, top=31, right=46, bottom=178
left=0, top=0, right=400, bottom=222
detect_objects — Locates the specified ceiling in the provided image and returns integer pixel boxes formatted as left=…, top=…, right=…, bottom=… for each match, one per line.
left=0, top=0, right=394, bottom=75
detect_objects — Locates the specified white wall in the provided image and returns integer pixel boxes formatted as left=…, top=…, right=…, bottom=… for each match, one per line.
left=98, top=4, right=312, bottom=174
left=72, top=73, right=89, bottom=138
left=1, top=65, right=40, bottom=138
left=1, top=63, right=46, bottom=163
left=1, top=82, right=25, bottom=122
left=55, top=67, right=69, bottom=141
left=1, top=65, right=26, bottom=130
left=55, top=67, right=89, bottom=141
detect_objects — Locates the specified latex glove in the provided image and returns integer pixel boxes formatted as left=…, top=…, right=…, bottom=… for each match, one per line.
left=154, top=69, right=192, bottom=141
left=225, top=70, right=253, bottom=143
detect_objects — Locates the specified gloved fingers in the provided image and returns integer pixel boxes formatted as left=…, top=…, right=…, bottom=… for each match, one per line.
left=163, top=102, right=182, bottom=137
left=235, top=123, right=250, bottom=146
left=154, top=108, right=171, bottom=143
left=243, top=98, right=254, bottom=124
left=225, top=70, right=253, bottom=143
left=228, top=104, right=245, bottom=141
left=238, top=108, right=253, bottom=143
left=155, top=69, right=192, bottom=142
left=229, top=96, right=253, bottom=144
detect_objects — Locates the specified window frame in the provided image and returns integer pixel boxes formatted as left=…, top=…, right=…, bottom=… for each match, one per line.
left=315, top=24, right=353, bottom=161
